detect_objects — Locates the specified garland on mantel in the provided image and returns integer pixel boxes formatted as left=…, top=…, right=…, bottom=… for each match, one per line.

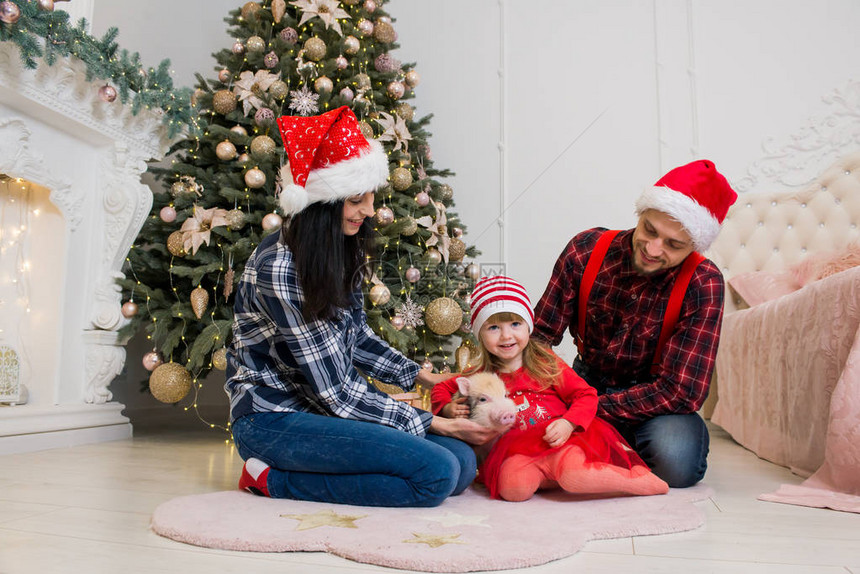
left=0, top=0, right=196, bottom=138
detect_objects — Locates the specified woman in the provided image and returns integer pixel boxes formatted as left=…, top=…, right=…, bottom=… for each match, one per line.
left=226, top=107, right=494, bottom=507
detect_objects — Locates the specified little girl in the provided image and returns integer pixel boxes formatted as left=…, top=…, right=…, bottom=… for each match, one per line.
left=432, top=275, right=669, bottom=502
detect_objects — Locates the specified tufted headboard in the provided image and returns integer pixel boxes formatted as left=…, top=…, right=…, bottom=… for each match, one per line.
left=706, top=150, right=860, bottom=313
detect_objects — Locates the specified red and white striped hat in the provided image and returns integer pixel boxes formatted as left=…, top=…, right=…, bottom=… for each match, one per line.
left=469, top=275, right=534, bottom=334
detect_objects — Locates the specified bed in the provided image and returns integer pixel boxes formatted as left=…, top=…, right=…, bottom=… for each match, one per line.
left=705, top=150, right=860, bottom=511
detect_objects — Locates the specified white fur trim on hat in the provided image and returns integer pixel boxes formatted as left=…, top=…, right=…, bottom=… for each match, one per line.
left=635, top=186, right=721, bottom=252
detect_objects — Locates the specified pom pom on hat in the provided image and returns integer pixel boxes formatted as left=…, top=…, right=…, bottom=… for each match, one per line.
left=276, top=107, right=389, bottom=215
left=635, top=159, right=738, bottom=252
left=469, top=275, right=534, bottom=335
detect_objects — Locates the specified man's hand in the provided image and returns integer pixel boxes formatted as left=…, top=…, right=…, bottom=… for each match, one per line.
left=440, top=396, right=470, bottom=419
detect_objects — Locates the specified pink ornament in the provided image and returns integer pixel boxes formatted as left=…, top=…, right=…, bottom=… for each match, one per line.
left=254, top=107, right=275, bottom=127
left=357, top=19, right=374, bottom=36
left=364, top=0, right=377, bottom=12
left=218, top=69, right=230, bottom=82
left=0, top=1, right=21, bottom=24
left=237, top=153, right=250, bottom=163
left=452, top=227, right=463, bottom=238
left=264, top=51, right=279, bottom=69
left=262, top=212, right=283, bottom=231
left=405, top=267, right=421, bottom=283
left=159, top=206, right=177, bottom=223
left=421, top=359, right=434, bottom=371
left=415, top=191, right=430, bottom=206
left=232, top=41, right=245, bottom=55
left=391, top=315, right=405, bottom=330
left=335, top=55, right=349, bottom=70
left=280, top=27, right=298, bottom=45
left=244, top=167, right=267, bottom=188
left=386, top=81, right=405, bottom=100
left=98, top=85, right=118, bottom=103
left=339, top=87, right=354, bottom=102
left=121, top=301, right=138, bottom=318
left=427, top=247, right=442, bottom=266
left=375, top=206, right=394, bottom=226
left=142, top=351, right=164, bottom=372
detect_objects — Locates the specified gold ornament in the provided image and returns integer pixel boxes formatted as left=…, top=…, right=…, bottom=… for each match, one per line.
left=465, top=262, right=480, bottom=280
left=224, top=267, right=235, bottom=300
left=149, top=362, right=192, bottom=404
left=358, top=120, right=375, bottom=140
left=304, top=37, right=327, bottom=61
left=241, top=1, right=261, bottom=20
left=355, top=73, right=371, bottom=89
left=344, top=35, right=360, bottom=55
left=369, top=284, right=391, bottom=306
left=405, top=70, right=421, bottom=88
left=121, top=301, right=138, bottom=318
left=230, top=125, right=248, bottom=136
left=426, top=247, right=442, bottom=266
left=190, top=287, right=209, bottom=319
left=250, top=135, right=276, bottom=156
left=271, top=0, right=286, bottom=22
left=343, top=0, right=360, bottom=4
left=391, top=167, right=413, bottom=191
left=246, top=35, right=266, bottom=52
left=374, top=21, right=397, bottom=43
left=455, top=340, right=477, bottom=372
left=212, top=347, right=228, bottom=371
left=262, top=212, right=283, bottom=231
left=225, top=208, right=247, bottom=229
left=244, top=167, right=267, bottom=188
left=439, top=184, right=453, bottom=200
left=212, top=90, right=237, bottom=115
left=401, top=216, right=417, bottom=236
left=395, top=102, right=414, bottom=122
left=448, top=238, right=466, bottom=262
left=314, top=76, right=334, bottom=94
left=425, top=297, right=463, bottom=336
left=270, top=80, right=288, bottom=100
left=36, top=0, right=54, bottom=11
left=167, top=231, right=186, bottom=257
left=215, top=140, right=238, bottom=161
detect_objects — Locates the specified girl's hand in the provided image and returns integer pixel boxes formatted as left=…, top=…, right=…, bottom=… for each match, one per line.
left=543, top=418, right=575, bottom=448
left=440, top=396, right=470, bottom=419
left=430, top=416, right=499, bottom=446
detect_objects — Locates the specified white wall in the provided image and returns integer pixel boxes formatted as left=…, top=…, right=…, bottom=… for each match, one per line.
left=90, top=0, right=860, bottom=414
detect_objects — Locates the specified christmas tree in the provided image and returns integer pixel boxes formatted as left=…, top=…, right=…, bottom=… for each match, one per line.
left=119, top=0, right=481, bottom=409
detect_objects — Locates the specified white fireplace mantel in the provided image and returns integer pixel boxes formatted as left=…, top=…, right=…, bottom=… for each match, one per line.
left=0, top=42, right=172, bottom=453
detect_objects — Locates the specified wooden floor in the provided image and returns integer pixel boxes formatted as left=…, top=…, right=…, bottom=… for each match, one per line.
left=0, top=423, right=858, bottom=573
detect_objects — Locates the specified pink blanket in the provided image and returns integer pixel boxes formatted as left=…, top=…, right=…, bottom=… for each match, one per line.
left=713, top=266, right=860, bottom=512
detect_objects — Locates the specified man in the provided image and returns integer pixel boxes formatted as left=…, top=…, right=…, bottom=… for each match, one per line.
left=533, top=160, right=737, bottom=487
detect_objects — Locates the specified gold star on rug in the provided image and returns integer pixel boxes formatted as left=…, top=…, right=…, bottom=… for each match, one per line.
left=420, top=512, right=490, bottom=528
left=280, top=509, right=367, bottom=531
left=403, top=532, right=465, bottom=548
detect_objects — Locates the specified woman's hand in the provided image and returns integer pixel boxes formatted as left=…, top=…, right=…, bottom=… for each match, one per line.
left=543, top=418, right=575, bottom=448
left=440, top=396, right=470, bottom=419
left=415, top=369, right=458, bottom=387
left=430, top=416, right=499, bottom=446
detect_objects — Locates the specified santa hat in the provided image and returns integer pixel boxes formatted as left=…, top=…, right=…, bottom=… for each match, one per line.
left=635, top=159, right=737, bottom=252
left=276, top=106, right=389, bottom=215
left=469, top=275, right=534, bottom=335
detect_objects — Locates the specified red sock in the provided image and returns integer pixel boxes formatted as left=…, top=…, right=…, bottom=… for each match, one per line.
left=238, top=458, right=271, bottom=497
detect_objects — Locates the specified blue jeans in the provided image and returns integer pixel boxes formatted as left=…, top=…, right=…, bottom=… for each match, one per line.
left=573, top=357, right=709, bottom=488
left=231, top=411, right=477, bottom=507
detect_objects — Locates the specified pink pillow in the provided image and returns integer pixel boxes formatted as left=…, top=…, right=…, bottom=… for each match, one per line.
left=792, top=241, right=860, bottom=286
left=728, top=269, right=802, bottom=307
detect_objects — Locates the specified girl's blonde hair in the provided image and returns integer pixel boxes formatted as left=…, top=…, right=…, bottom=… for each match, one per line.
left=465, top=311, right=562, bottom=387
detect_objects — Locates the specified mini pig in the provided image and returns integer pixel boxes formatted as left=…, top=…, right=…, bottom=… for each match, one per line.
left=454, top=373, right=517, bottom=432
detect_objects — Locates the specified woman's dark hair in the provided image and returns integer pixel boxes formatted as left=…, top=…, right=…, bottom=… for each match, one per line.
left=282, top=199, right=376, bottom=321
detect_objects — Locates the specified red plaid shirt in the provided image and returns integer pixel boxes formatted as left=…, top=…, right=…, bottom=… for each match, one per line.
left=533, top=228, right=726, bottom=425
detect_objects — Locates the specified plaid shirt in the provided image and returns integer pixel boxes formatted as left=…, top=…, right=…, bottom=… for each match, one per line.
left=226, top=231, right=431, bottom=436
left=533, top=228, right=726, bottom=425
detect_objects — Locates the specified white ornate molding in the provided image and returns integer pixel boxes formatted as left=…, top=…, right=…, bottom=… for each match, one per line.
left=736, top=77, right=860, bottom=193
left=83, top=331, right=125, bottom=404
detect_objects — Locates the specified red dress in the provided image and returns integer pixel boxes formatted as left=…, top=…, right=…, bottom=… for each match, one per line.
left=432, top=359, right=668, bottom=500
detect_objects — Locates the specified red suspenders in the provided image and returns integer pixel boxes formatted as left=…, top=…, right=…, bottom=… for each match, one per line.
left=576, top=230, right=705, bottom=375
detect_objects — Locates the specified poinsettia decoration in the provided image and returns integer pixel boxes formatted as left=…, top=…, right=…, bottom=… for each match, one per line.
left=233, top=70, right=280, bottom=116
left=180, top=205, right=229, bottom=255
left=374, top=111, right=412, bottom=152
left=290, top=0, right=351, bottom=36
left=416, top=200, right=451, bottom=263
